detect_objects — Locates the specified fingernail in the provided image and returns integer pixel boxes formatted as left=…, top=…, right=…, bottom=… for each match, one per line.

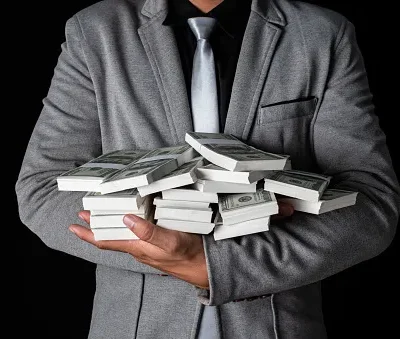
left=78, top=213, right=85, bottom=221
left=123, top=214, right=138, bottom=228
left=69, top=226, right=77, bottom=234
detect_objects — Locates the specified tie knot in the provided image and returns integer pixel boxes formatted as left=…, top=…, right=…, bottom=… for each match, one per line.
left=188, top=17, right=217, bottom=40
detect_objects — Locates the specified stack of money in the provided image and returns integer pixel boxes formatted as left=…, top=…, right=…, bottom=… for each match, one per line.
left=213, top=190, right=279, bottom=240
left=263, top=170, right=332, bottom=202
left=153, top=187, right=218, bottom=234
left=277, top=188, right=358, bottom=214
left=56, top=133, right=358, bottom=241
left=191, top=179, right=258, bottom=193
left=99, top=144, right=197, bottom=194
left=191, top=162, right=267, bottom=194
left=185, top=132, right=289, bottom=171
left=136, top=157, right=204, bottom=197
left=195, top=163, right=270, bottom=184
left=57, top=150, right=147, bottom=192
left=82, top=188, right=154, bottom=240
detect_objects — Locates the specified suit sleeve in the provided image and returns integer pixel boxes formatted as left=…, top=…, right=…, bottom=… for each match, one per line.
left=198, top=19, right=400, bottom=305
left=15, top=15, right=161, bottom=274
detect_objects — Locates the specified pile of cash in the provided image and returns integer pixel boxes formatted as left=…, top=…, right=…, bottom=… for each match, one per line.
left=57, top=132, right=358, bottom=240
left=185, top=132, right=289, bottom=171
left=155, top=187, right=218, bottom=234
left=213, top=190, right=278, bottom=240
left=277, top=188, right=358, bottom=215
left=137, top=157, right=204, bottom=197
left=57, top=150, right=147, bottom=192
left=82, top=188, right=151, bottom=240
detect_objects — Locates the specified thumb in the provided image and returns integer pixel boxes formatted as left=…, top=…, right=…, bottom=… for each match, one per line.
left=123, top=214, right=178, bottom=251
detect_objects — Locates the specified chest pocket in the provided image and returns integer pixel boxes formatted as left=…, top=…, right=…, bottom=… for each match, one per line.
left=247, top=97, right=318, bottom=170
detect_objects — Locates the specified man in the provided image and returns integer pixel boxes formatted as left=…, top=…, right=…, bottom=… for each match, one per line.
left=16, top=0, right=399, bottom=338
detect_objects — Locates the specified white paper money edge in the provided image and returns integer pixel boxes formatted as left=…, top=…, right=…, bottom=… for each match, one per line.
left=57, top=178, right=104, bottom=192
left=153, top=197, right=211, bottom=209
left=263, top=180, right=322, bottom=202
left=222, top=205, right=278, bottom=225
left=83, top=193, right=144, bottom=210
left=156, top=219, right=215, bottom=234
left=99, top=159, right=178, bottom=195
left=90, top=209, right=145, bottom=216
left=196, top=165, right=268, bottom=184
left=161, top=188, right=219, bottom=203
left=213, top=217, right=270, bottom=240
left=90, top=214, right=143, bottom=228
left=92, top=228, right=139, bottom=241
left=192, top=180, right=257, bottom=193
left=154, top=207, right=213, bottom=222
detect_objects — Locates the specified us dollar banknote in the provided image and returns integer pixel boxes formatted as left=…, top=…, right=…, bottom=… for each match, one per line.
left=59, top=150, right=147, bottom=178
left=219, top=189, right=275, bottom=213
left=264, top=170, right=331, bottom=190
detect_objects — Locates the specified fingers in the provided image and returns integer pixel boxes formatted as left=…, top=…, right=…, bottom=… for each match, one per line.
left=123, top=214, right=181, bottom=252
left=71, top=211, right=177, bottom=254
left=277, top=201, right=294, bottom=217
left=69, top=224, right=96, bottom=244
left=78, top=210, right=91, bottom=224
left=271, top=201, right=294, bottom=221
left=69, top=224, right=140, bottom=253
left=71, top=211, right=140, bottom=252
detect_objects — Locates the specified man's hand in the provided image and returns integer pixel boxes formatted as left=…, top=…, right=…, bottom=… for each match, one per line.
left=69, top=211, right=209, bottom=289
left=69, top=202, right=293, bottom=289
left=272, top=201, right=294, bottom=221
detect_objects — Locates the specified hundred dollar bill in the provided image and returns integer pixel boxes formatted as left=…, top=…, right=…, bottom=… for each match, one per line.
left=278, top=188, right=358, bottom=214
left=263, top=170, right=331, bottom=202
left=99, top=144, right=196, bottom=194
left=320, top=188, right=357, bottom=201
left=57, top=150, right=147, bottom=192
left=185, top=132, right=288, bottom=171
left=137, top=156, right=204, bottom=197
left=218, top=189, right=278, bottom=225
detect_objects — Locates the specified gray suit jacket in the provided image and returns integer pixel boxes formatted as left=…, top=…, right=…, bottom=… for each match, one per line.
left=16, top=0, right=399, bottom=338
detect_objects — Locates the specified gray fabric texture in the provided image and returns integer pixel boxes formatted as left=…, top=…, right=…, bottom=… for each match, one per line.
left=15, top=0, right=400, bottom=338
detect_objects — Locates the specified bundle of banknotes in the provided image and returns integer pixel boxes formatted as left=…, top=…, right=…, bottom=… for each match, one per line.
left=57, top=132, right=358, bottom=240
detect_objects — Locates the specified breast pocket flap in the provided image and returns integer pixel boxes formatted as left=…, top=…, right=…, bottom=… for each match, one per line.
left=259, top=97, right=318, bottom=124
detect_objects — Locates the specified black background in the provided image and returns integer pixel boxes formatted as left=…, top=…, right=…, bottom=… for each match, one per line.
left=15, top=1, right=398, bottom=338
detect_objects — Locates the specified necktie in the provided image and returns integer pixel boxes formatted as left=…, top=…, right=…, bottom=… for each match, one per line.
left=188, top=17, right=220, bottom=339
left=188, top=17, right=219, bottom=133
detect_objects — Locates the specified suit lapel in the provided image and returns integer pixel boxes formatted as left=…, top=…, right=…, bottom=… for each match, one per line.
left=138, top=2, right=192, bottom=145
left=224, top=0, right=286, bottom=140
left=137, top=0, right=286, bottom=143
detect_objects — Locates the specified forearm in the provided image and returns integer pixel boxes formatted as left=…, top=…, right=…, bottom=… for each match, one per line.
left=198, top=174, right=399, bottom=305
left=17, top=174, right=162, bottom=274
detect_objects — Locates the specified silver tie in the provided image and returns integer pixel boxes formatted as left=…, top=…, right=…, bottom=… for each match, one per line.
left=188, top=18, right=220, bottom=338
left=188, top=17, right=219, bottom=133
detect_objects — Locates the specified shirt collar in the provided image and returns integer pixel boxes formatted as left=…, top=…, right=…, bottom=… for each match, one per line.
left=163, top=0, right=252, bottom=39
